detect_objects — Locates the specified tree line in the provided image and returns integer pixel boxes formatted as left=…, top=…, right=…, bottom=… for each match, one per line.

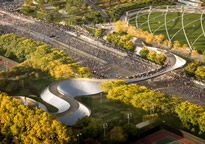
left=139, top=47, right=166, bottom=65
left=0, top=92, right=74, bottom=143
left=100, top=80, right=205, bottom=134
left=106, top=32, right=135, bottom=51
left=0, top=33, right=90, bottom=80
left=185, top=61, right=205, bottom=80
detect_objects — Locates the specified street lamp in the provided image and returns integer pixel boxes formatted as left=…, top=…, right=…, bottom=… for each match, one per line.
left=77, top=133, right=82, bottom=144
left=100, top=92, right=103, bottom=103
left=103, top=123, right=108, bottom=137
left=127, top=113, right=132, bottom=125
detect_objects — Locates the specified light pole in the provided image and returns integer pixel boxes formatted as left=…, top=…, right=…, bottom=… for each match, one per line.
left=103, top=123, right=108, bottom=137
left=100, top=92, right=103, bottom=103
left=127, top=113, right=132, bottom=125
left=77, top=133, right=82, bottom=144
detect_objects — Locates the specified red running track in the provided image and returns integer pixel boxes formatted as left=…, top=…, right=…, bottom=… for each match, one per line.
left=0, top=60, right=13, bottom=68
left=134, top=129, right=195, bottom=144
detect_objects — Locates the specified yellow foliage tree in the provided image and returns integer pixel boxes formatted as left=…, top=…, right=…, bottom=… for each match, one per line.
left=113, top=20, right=128, bottom=33
left=173, top=40, right=181, bottom=49
left=191, top=49, right=199, bottom=58
left=145, top=33, right=154, bottom=44
left=182, top=44, right=189, bottom=49
left=163, top=40, right=171, bottom=48
left=51, top=64, right=74, bottom=79
left=154, top=34, right=164, bottom=45
left=127, top=26, right=137, bottom=37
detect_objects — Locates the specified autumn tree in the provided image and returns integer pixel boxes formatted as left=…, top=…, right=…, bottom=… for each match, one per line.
left=0, top=92, right=74, bottom=143
left=100, top=80, right=126, bottom=93
left=154, top=34, right=164, bottom=45
left=113, top=20, right=128, bottom=34
left=163, top=40, right=171, bottom=48
left=173, top=40, right=181, bottom=49
left=50, top=64, right=74, bottom=79
left=175, top=101, right=204, bottom=132
left=185, top=61, right=202, bottom=77
left=147, top=50, right=157, bottom=62
left=191, top=49, right=199, bottom=58
left=139, top=47, right=149, bottom=58
left=127, top=26, right=137, bottom=37
left=155, top=53, right=166, bottom=65
left=95, top=27, right=104, bottom=38
left=195, top=66, right=205, bottom=80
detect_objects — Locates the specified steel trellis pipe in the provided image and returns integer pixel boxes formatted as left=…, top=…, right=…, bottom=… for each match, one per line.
left=200, top=11, right=205, bottom=37
left=181, top=7, right=192, bottom=51
left=165, top=5, right=171, bottom=43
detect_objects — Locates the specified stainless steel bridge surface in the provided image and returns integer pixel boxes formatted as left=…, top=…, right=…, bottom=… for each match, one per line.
left=41, top=47, right=186, bottom=125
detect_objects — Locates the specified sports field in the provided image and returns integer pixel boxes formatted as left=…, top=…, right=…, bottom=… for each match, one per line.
left=135, top=129, right=195, bottom=144
left=129, top=12, right=205, bottom=53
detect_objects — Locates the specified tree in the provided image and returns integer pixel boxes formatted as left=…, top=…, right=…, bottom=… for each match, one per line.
left=119, top=35, right=129, bottom=47
left=124, top=40, right=134, bottom=51
left=191, top=49, right=199, bottom=58
left=175, top=101, right=204, bottom=132
left=113, top=20, right=128, bottom=34
left=50, top=64, right=74, bottom=79
left=182, top=44, right=189, bottom=49
left=155, top=53, right=166, bottom=65
left=154, top=34, right=164, bottom=45
left=74, top=117, right=103, bottom=140
left=100, top=80, right=126, bottom=93
left=78, top=67, right=90, bottom=78
left=147, top=50, right=157, bottom=62
left=145, top=33, right=154, bottom=44
left=185, top=61, right=202, bottom=77
left=163, top=40, right=171, bottom=48
left=0, top=92, right=74, bottom=143
left=195, top=66, right=205, bottom=80
left=127, top=26, right=137, bottom=37
left=109, top=127, right=126, bottom=143
left=173, top=40, right=181, bottom=49
left=122, top=123, right=138, bottom=139
left=139, top=47, right=149, bottom=58
left=95, top=27, right=103, bottom=38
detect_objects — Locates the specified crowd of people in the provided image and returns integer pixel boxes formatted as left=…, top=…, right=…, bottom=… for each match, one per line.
left=0, top=7, right=157, bottom=79
left=149, top=72, right=205, bottom=102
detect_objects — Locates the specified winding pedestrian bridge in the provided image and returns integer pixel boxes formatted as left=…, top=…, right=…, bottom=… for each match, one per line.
left=40, top=47, right=186, bottom=125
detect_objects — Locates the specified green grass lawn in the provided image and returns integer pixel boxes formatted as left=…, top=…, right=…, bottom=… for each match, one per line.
left=129, top=12, right=205, bottom=53
left=75, top=94, right=146, bottom=124
left=75, top=94, right=182, bottom=128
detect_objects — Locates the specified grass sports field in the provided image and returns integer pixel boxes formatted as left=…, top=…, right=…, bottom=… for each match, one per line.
left=129, top=12, right=205, bottom=53
left=135, top=129, right=195, bottom=144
